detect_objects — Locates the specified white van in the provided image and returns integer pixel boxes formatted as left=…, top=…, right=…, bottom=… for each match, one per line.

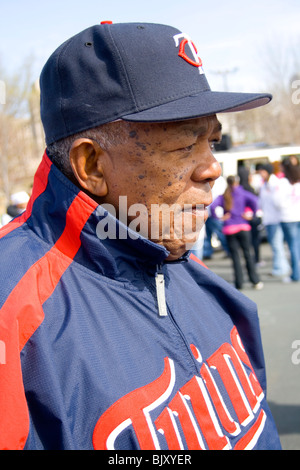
left=214, top=144, right=300, bottom=178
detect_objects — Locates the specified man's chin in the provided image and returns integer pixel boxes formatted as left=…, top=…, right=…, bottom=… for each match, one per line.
left=160, top=236, right=200, bottom=261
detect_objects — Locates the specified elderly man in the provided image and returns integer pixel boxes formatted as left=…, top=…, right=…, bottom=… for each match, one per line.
left=0, top=22, right=281, bottom=450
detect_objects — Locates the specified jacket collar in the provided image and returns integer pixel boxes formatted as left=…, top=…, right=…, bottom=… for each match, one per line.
left=27, top=151, right=172, bottom=280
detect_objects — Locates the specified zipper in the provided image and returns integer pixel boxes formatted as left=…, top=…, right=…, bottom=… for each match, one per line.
left=154, top=254, right=189, bottom=317
left=155, top=264, right=168, bottom=317
left=153, top=263, right=201, bottom=373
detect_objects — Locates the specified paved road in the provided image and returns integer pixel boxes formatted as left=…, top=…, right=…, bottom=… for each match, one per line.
left=204, top=242, right=300, bottom=450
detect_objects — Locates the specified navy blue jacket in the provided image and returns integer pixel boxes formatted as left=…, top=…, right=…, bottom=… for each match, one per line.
left=0, top=152, right=281, bottom=450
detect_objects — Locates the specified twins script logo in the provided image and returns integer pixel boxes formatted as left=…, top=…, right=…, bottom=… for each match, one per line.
left=173, top=33, right=204, bottom=74
left=93, top=327, right=267, bottom=450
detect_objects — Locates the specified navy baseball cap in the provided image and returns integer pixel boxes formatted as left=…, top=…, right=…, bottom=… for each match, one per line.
left=40, top=22, right=272, bottom=145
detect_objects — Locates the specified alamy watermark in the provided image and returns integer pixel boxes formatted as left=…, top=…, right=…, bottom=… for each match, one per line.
left=0, top=340, right=6, bottom=365
left=291, top=340, right=300, bottom=365
left=0, top=80, right=5, bottom=105
left=95, top=196, right=206, bottom=250
left=0, top=338, right=299, bottom=368
left=291, top=79, right=300, bottom=105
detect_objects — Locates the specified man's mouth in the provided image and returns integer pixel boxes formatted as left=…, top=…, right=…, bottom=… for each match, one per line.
left=183, top=203, right=210, bottom=218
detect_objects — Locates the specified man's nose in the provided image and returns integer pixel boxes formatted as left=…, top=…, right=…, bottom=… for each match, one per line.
left=191, top=147, right=222, bottom=184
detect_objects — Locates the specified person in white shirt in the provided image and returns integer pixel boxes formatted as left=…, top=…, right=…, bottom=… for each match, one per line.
left=258, top=164, right=290, bottom=280
left=274, top=158, right=300, bottom=282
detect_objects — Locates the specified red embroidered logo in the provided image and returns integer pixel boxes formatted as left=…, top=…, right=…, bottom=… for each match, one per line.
left=173, top=33, right=204, bottom=74
left=93, top=327, right=266, bottom=450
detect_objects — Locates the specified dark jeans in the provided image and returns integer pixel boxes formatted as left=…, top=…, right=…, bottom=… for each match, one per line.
left=226, top=230, right=260, bottom=289
left=250, top=216, right=262, bottom=263
left=203, top=216, right=228, bottom=257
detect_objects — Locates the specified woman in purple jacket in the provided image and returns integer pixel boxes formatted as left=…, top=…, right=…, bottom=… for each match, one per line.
left=210, top=175, right=263, bottom=290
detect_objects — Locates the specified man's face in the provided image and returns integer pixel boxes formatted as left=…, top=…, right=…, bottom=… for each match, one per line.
left=101, top=115, right=222, bottom=260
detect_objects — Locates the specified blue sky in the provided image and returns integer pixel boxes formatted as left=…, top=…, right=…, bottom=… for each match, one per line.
left=0, top=0, right=299, bottom=92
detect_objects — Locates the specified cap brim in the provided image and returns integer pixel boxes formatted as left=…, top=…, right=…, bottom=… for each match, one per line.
left=121, top=91, right=272, bottom=122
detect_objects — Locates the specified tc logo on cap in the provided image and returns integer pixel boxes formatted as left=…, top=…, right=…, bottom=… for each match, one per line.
left=173, top=33, right=204, bottom=74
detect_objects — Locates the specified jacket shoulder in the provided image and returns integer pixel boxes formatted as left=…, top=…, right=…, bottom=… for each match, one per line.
left=0, top=225, right=47, bottom=308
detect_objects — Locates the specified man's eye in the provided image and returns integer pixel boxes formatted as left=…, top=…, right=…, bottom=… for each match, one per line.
left=179, top=144, right=194, bottom=153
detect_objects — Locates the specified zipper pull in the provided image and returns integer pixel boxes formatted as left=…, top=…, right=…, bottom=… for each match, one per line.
left=155, top=266, right=168, bottom=317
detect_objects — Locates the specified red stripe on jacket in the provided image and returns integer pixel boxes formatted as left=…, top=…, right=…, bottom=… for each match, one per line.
left=0, top=189, right=97, bottom=450
left=189, top=252, right=208, bottom=269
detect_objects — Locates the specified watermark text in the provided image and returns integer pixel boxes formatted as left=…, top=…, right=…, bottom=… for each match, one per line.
left=0, top=340, right=6, bottom=364
left=291, top=340, right=300, bottom=365
left=291, top=80, right=300, bottom=105
left=0, top=80, right=5, bottom=105
left=95, top=197, right=205, bottom=250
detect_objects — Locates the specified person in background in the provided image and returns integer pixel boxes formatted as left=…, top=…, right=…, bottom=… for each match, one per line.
left=274, top=158, right=300, bottom=282
left=1, top=191, right=30, bottom=227
left=238, top=166, right=263, bottom=266
left=210, top=175, right=263, bottom=290
left=202, top=174, right=229, bottom=259
left=258, top=164, right=290, bottom=282
left=251, top=163, right=264, bottom=194
left=286, top=155, right=299, bottom=167
left=272, top=161, right=285, bottom=179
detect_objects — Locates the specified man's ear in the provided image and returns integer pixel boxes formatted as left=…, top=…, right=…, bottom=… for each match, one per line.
left=69, top=138, right=108, bottom=197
